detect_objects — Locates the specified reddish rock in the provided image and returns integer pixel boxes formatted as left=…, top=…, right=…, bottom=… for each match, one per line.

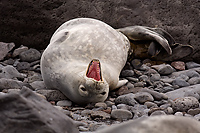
left=171, top=61, right=185, bottom=70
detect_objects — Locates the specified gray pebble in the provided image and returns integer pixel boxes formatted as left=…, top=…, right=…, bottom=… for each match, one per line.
left=95, top=102, right=107, bottom=109
left=161, top=86, right=174, bottom=93
left=126, top=82, right=135, bottom=89
left=187, top=108, right=200, bottom=116
left=16, top=62, right=31, bottom=71
left=150, top=110, right=166, bottom=116
left=7, top=89, right=21, bottom=94
left=186, top=70, right=200, bottom=78
left=115, top=93, right=138, bottom=106
left=144, top=102, right=158, bottom=108
left=117, top=104, right=130, bottom=110
left=174, top=112, right=183, bottom=116
left=172, top=97, right=199, bottom=112
left=0, top=78, right=24, bottom=90
left=131, top=59, right=142, bottom=69
left=12, top=45, right=29, bottom=57
left=134, top=82, right=146, bottom=87
left=0, top=42, right=15, bottom=61
left=91, top=111, right=110, bottom=119
left=188, top=77, right=200, bottom=85
left=186, top=62, right=200, bottom=69
left=150, top=74, right=161, bottom=82
left=30, top=81, right=46, bottom=90
left=126, top=77, right=139, bottom=83
left=172, top=78, right=190, bottom=87
left=134, top=92, right=154, bottom=104
left=19, top=48, right=41, bottom=62
left=194, top=114, right=200, bottom=121
left=120, top=70, right=134, bottom=77
left=111, top=109, right=133, bottom=120
left=57, top=100, right=72, bottom=107
left=152, top=64, right=174, bottom=75
left=139, top=75, right=149, bottom=82
left=0, top=65, right=25, bottom=79
left=176, top=74, right=189, bottom=81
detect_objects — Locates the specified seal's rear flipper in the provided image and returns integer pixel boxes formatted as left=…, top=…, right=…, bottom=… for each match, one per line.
left=117, top=26, right=172, bottom=55
left=153, top=43, right=193, bottom=61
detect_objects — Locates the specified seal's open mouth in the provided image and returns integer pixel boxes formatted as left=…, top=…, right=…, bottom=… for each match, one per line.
left=86, top=59, right=102, bottom=81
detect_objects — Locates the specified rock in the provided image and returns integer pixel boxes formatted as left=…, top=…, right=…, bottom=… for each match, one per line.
left=12, top=45, right=29, bottom=57
left=36, top=89, right=68, bottom=101
left=176, top=74, right=189, bottom=81
left=144, top=102, right=158, bottom=108
left=0, top=78, right=24, bottom=90
left=0, top=42, right=15, bottom=61
left=134, top=92, right=154, bottom=104
left=115, top=93, right=138, bottom=106
left=172, top=78, right=190, bottom=87
left=188, top=77, right=200, bottom=85
left=188, top=108, right=200, bottom=116
left=139, top=75, right=149, bottom=82
left=186, top=70, right=200, bottom=78
left=165, top=84, right=200, bottom=100
left=95, top=102, right=107, bottom=109
left=115, top=86, right=128, bottom=96
left=161, top=86, right=174, bottom=93
left=131, top=59, right=142, bottom=69
left=16, top=62, right=31, bottom=71
left=172, top=97, right=199, bottom=112
left=126, top=82, right=135, bottom=89
left=150, top=74, right=161, bottom=82
left=19, top=48, right=41, bottom=62
left=7, top=89, right=21, bottom=94
left=174, top=112, right=184, bottom=116
left=0, top=65, right=25, bottom=79
left=111, top=109, right=133, bottom=120
left=30, top=81, right=46, bottom=90
left=120, top=70, right=134, bottom=77
left=152, top=64, right=174, bottom=75
left=186, top=62, right=200, bottom=69
left=0, top=87, right=79, bottom=133
left=116, top=104, right=130, bottom=110
left=150, top=110, right=166, bottom=116
left=96, top=115, right=200, bottom=133
left=171, top=61, right=185, bottom=70
left=91, top=111, right=110, bottom=119
left=57, top=100, right=72, bottom=107
left=129, top=104, right=149, bottom=118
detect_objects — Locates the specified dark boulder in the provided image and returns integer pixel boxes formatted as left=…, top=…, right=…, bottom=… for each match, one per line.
left=0, top=87, right=79, bottom=133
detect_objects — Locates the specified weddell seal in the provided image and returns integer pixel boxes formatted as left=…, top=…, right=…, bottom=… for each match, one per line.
left=41, top=18, right=193, bottom=104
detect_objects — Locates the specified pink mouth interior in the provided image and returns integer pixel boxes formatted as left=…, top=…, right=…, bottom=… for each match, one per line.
left=86, top=60, right=101, bottom=81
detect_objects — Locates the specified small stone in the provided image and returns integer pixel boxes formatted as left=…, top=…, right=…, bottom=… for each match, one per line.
left=12, top=45, right=29, bottom=57
left=30, top=81, right=46, bottom=90
left=115, top=86, right=128, bottom=96
left=105, top=101, right=115, bottom=107
left=186, top=62, right=200, bottom=69
left=0, top=65, right=25, bottom=79
left=186, top=70, right=200, bottom=78
left=160, top=77, right=173, bottom=84
left=134, top=92, right=154, bottom=104
left=194, top=114, right=200, bottom=121
left=7, top=89, right=21, bottom=94
left=188, top=77, right=200, bottom=85
left=117, top=104, right=130, bottom=110
left=150, top=110, right=166, bottom=116
left=144, top=102, right=158, bottom=108
left=95, top=102, right=107, bottom=109
left=16, top=62, right=31, bottom=71
left=126, top=77, right=139, bottom=83
left=174, top=112, right=183, bottom=116
left=57, top=100, right=72, bottom=107
left=131, top=59, right=142, bottom=69
left=152, top=64, right=174, bottom=75
left=81, top=109, right=93, bottom=116
left=161, top=86, right=174, bottom=93
left=139, top=75, right=149, bottom=82
left=165, top=107, right=174, bottom=114
left=172, top=97, right=199, bottom=112
left=134, top=82, right=146, bottom=87
left=0, top=78, right=24, bottom=90
left=150, top=74, right=161, bottom=82
left=129, top=104, right=148, bottom=118
left=91, top=111, right=110, bottom=119
left=111, top=109, right=133, bottom=120
left=126, top=82, right=135, bottom=89
left=144, top=69, right=159, bottom=76
left=176, top=74, right=189, bottom=81
left=19, top=48, right=41, bottom=62
left=187, top=108, right=200, bottom=116
left=0, top=42, right=15, bottom=61
left=3, top=58, right=15, bottom=65
left=171, top=61, right=185, bottom=70
left=36, top=90, right=68, bottom=101
left=172, top=78, right=190, bottom=87
left=120, top=70, right=135, bottom=77
left=115, top=93, right=138, bottom=106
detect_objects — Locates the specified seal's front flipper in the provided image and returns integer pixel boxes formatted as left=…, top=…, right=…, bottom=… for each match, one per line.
left=148, top=41, right=162, bottom=57
left=117, top=26, right=172, bottom=55
left=115, top=79, right=128, bottom=89
left=153, top=43, right=193, bottom=61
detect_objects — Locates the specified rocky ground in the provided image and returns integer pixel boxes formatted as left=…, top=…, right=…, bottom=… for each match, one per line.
left=1, top=42, right=200, bottom=132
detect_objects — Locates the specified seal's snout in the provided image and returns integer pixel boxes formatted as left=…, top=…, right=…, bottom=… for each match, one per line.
left=86, top=59, right=102, bottom=81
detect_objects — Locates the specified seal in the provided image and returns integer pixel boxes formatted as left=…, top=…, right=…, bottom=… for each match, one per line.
left=41, top=18, right=193, bottom=104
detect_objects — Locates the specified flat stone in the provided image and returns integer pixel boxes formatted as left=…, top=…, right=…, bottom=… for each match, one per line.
left=171, top=61, right=185, bottom=70
left=57, top=100, right=72, bottom=107
left=172, top=78, right=190, bottom=87
left=150, top=110, right=166, bottom=116
left=19, top=48, right=41, bottom=62
left=12, top=45, right=29, bottom=57
left=91, top=111, right=110, bottom=119
left=95, top=102, right=107, bottom=109
left=0, top=65, right=26, bottom=79
left=134, top=92, right=154, bottom=104
left=0, top=78, right=24, bottom=90
left=111, top=109, right=133, bottom=120
left=188, top=77, right=200, bottom=85
left=120, top=70, right=134, bottom=77
left=16, top=62, right=31, bottom=71
left=144, top=102, right=158, bottom=108
left=115, top=93, right=138, bottom=106
left=131, top=59, right=142, bottom=69
left=30, top=81, right=46, bottom=90
left=115, top=86, right=129, bottom=96
left=36, top=89, right=68, bottom=101
left=165, top=84, right=200, bottom=100
left=186, top=70, right=200, bottom=78
left=0, top=42, right=15, bottom=61
left=186, top=62, right=200, bottom=69
left=151, top=64, right=174, bottom=75
left=150, top=74, right=161, bottom=82
left=188, top=108, right=200, bottom=116
left=172, top=97, right=199, bottom=112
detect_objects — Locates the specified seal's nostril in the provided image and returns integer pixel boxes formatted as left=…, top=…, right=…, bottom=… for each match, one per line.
left=80, top=86, right=86, bottom=91
left=101, top=92, right=106, bottom=95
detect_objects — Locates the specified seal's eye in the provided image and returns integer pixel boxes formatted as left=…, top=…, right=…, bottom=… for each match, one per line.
left=79, top=85, right=86, bottom=92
